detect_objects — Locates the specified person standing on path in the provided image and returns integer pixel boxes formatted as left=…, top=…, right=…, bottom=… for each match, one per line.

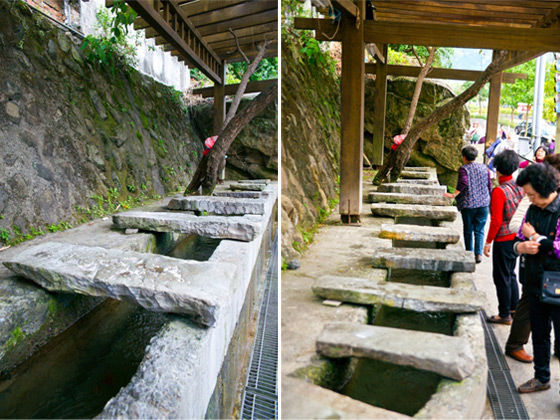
left=513, top=163, right=560, bottom=393
left=505, top=154, right=560, bottom=363
left=483, top=150, right=525, bottom=325
left=444, top=145, right=492, bottom=264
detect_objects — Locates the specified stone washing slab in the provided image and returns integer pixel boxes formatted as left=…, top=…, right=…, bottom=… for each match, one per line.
left=213, top=191, right=263, bottom=199
left=2, top=242, right=236, bottom=327
left=229, top=182, right=267, bottom=191
left=113, top=211, right=261, bottom=242
left=371, top=203, right=458, bottom=221
left=168, top=196, right=265, bottom=215
left=237, top=179, right=270, bottom=185
left=368, top=192, right=452, bottom=206
left=372, top=247, right=475, bottom=272
left=404, top=167, right=433, bottom=172
left=391, top=179, right=438, bottom=185
left=377, top=183, right=446, bottom=195
left=316, top=322, right=475, bottom=381
left=380, top=224, right=460, bottom=244
left=312, top=275, right=484, bottom=313
left=400, top=170, right=431, bottom=179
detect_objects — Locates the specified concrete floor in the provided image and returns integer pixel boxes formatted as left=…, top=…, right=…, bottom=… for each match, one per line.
left=282, top=173, right=560, bottom=419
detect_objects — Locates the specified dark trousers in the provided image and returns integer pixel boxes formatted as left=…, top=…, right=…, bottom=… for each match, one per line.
left=506, top=285, right=531, bottom=352
left=492, top=239, right=519, bottom=318
left=528, top=294, right=560, bottom=383
left=461, top=206, right=489, bottom=257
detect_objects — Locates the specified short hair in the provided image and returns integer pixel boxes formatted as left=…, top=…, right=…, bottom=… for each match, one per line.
left=544, top=153, right=560, bottom=171
left=516, top=163, right=560, bottom=198
left=494, top=150, right=519, bottom=176
left=534, top=145, right=549, bottom=158
left=462, top=145, right=478, bottom=162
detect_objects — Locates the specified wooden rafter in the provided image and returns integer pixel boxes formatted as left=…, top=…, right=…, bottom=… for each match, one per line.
left=126, top=0, right=222, bottom=83
left=197, top=9, right=277, bottom=36
left=331, top=0, right=359, bottom=18
left=188, top=1, right=276, bottom=27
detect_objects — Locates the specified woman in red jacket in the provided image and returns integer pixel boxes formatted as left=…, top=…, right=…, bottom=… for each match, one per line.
left=484, top=150, right=525, bottom=324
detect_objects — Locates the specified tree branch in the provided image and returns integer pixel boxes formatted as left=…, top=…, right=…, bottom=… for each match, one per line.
left=227, top=28, right=250, bottom=64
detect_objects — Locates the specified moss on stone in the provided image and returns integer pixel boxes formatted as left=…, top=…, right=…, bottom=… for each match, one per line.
left=291, top=357, right=356, bottom=391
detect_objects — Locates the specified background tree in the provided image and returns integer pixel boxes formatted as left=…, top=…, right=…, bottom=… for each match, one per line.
left=186, top=41, right=277, bottom=195
left=501, top=60, right=535, bottom=123
left=543, top=61, right=557, bottom=122
left=373, top=49, right=509, bottom=184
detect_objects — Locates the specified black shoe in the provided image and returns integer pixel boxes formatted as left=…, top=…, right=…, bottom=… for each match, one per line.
left=475, top=255, right=482, bottom=264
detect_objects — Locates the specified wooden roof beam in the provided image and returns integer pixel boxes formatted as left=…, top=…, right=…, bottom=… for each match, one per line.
left=364, top=64, right=526, bottom=84
left=188, top=1, right=276, bottom=27
left=294, top=18, right=560, bottom=51
left=331, top=0, right=359, bottom=19
left=192, top=79, right=278, bottom=98
left=197, top=9, right=278, bottom=36
left=126, top=0, right=222, bottom=83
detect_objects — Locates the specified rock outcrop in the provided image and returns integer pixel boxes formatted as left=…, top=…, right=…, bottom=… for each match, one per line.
left=364, top=77, right=469, bottom=187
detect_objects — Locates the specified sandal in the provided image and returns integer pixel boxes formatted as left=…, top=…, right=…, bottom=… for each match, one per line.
left=487, top=314, right=513, bottom=325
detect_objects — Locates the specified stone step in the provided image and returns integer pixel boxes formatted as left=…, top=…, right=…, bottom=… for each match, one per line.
left=168, top=196, right=265, bottom=215
left=213, top=191, right=263, bottom=199
left=2, top=242, right=236, bottom=327
left=380, top=224, right=460, bottom=244
left=377, top=183, right=446, bottom=195
left=371, top=203, right=458, bottom=221
left=372, top=247, right=475, bottom=272
left=316, top=322, right=475, bottom=381
left=312, top=275, right=484, bottom=313
left=368, top=192, right=452, bottom=206
left=113, top=211, right=261, bottom=242
left=399, top=170, right=431, bottom=179
left=229, top=182, right=267, bottom=191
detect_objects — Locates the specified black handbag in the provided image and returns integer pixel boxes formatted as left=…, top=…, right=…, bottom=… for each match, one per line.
left=541, top=271, right=560, bottom=305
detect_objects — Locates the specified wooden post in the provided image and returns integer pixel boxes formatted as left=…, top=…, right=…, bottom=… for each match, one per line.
left=372, top=43, right=388, bottom=166
left=213, top=63, right=226, bottom=135
left=485, top=50, right=502, bottom=164
left=339, top=3, right=365, bottom=223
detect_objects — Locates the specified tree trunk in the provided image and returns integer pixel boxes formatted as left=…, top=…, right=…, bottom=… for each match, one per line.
left=185, top=41, right=271, bottom=195
left=373, top=49, right=509, bottom=185
left=402, top=47, right=436, bottom=136
left=200, top=82, right=278, bottom=194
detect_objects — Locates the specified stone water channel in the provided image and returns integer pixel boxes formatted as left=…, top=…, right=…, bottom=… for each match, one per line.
left=282, top=168, right=488, bottom=419
left=0, top=180, right=277, bottom=419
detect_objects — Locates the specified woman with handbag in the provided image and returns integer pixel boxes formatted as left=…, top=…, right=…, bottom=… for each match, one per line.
left=514, top=163, right=560, bottom=393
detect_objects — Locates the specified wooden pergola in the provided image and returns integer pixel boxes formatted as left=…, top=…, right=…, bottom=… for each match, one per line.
left=107, top=0, right=278, bottom=134
left=295, top=0, right=560, bottom=222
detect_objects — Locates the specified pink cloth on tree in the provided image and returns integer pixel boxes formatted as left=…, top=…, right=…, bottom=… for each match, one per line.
left=203, top=136, right=218, bottom=156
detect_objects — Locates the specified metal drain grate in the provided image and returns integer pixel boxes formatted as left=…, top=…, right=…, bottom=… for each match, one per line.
left=241, top=234, right=278, bottom=419
left=480, top=310, right=530, bottom=420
